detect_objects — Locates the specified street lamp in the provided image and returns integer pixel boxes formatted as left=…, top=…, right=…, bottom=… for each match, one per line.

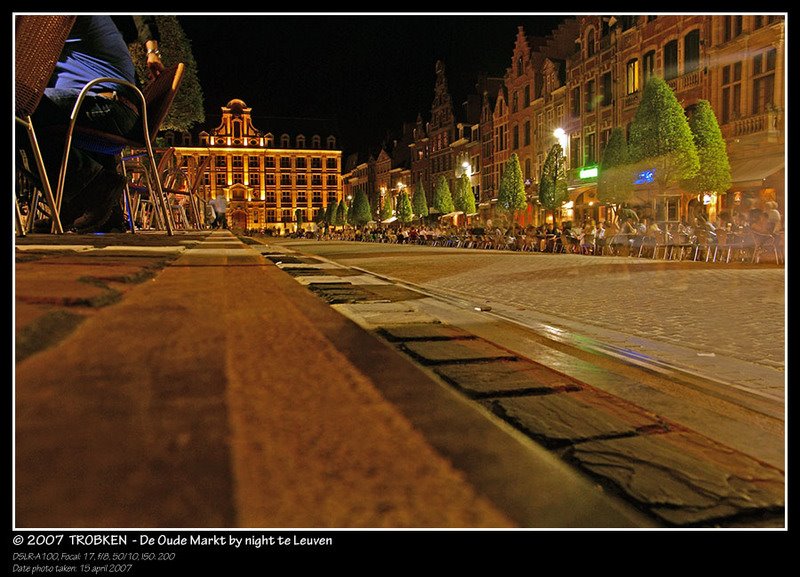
left=462, top=160, right=472, bottom=177
left=553, top=127, right=568, bottom=151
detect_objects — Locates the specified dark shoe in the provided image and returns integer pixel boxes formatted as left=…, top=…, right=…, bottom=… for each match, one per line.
left=95, top=203, right=128, bottom=233
left=72, top=170, right=127, bottom=233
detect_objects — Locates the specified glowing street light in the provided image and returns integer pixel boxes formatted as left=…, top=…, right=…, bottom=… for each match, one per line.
left=553, top=127, right=568, bottom=151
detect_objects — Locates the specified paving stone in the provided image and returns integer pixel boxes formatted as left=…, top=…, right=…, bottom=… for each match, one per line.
left=489, top=390, right=665, bottom=447
left=380, top=323, right=475, bottom=342
left=566, top=430, right=785, bottom=526
left=434, top=359, right=581, bottom=398
left=15, top=275, right=114, bottom=306
left=401, top=339, right=517, bottom=364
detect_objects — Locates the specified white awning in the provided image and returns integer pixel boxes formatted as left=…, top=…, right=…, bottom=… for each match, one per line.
left=731, top=155, right=785, bottom=184
left=381, top=216, right=398, bottom=224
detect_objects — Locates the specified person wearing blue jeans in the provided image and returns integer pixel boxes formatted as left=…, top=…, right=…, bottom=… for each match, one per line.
left=30, top=15, right=164, bottom=232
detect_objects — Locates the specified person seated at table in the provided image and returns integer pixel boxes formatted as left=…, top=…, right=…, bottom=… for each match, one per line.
left=580, top=219, right=596, bottom=254
left=30, top=15, right=164, bottom=233
left=764, top=201, right=782, bottom=234
left=594, top=221, right=607, bottom=255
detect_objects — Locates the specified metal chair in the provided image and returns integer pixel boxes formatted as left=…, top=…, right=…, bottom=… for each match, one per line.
left=48, top=62, right=185, bottom=235
left=14, top=15, right=77, bottom=235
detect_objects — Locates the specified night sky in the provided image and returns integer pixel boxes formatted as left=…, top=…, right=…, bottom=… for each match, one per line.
left=177, top=13, right=570, bottom=158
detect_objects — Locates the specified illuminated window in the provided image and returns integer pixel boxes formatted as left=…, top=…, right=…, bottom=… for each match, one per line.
left=626, top=59, right=639, bottom=94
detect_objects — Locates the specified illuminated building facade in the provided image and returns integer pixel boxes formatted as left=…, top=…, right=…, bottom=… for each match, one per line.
left=172, top=99, right=342, bottom=231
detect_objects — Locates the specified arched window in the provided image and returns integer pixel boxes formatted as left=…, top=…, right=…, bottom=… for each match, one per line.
left=664, top=39, right=679, bottom=80
left=296, top=134, right=306, bottom=148
left=326, top=136, right=336, bottom=150
left=683, top=30, right=701, bottom=73
left=280, top=134, right=290, bottom=148
left=312, top=135, right=321, bottom=148
left=586, top=28, right=596, bottom=57
left=265, top=133, right=274, bottom=147
left=626, top=59, right=639, bottom=94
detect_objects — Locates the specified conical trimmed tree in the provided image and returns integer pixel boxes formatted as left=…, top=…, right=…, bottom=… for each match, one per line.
left=324, top=201, right=337, bottom=227
left=412, top=180, right=429, bottom=221
left=453, top=173, right=476, bottom=218
left=598, top=127, right=634, bottom=221
left=498, top=153, right=527, bottom=223
left=432, top=175, right=455, bottom=215
left=380, top=194, right=394, bottom=221
left=682, top=99, right=732, bottom=197
left=349, top=190, right=372, bottom=227
left=538, top=144, right=569, bottom=223
left=628, top=76, right=699, bottom=195
left=396, top=191, right=414, bottom=224
left=335, top=199, right=347, bottom=227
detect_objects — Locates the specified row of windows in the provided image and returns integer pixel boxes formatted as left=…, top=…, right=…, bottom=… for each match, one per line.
left=229, top=191, right=339, bottom=203
left=208, top=173, right=338, bottom=186
left=722, top=15, right=781, bottom=43
left=721, top=48, right=778, bottom=122
left=199, top=134, right=337, bottom=149
left=206, top=156, right=338, bottom=170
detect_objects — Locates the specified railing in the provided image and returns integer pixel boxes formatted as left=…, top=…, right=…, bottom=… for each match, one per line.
left=666, top=69, right=702, bottom=93
left=623, top=92, right=641, bottom=109
left=721, top=110, right=783, bottom=139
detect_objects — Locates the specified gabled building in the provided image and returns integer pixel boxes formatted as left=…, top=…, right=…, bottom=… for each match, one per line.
left=172, top=99, right=342, bottom=231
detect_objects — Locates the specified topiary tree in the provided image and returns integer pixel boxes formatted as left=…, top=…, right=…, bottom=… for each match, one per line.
left=335, top=199, right=347, bottom=227
left=453, top=173, right=476, bottom=222
left=412, top=180, right=429, bottom=221
left=432, top=175, right=454, bottom=215
left=498, top=152, right=527, bottom=224
left=324, top=201, right=337, bottom=227
left=396, top=190, right=414, bottom=224
left=128, top=16, right=204, bottom=132
left=380, top=194, right=394, bottom=221
left=538, top=144, right=569, bottom=223
left=681, top=99, right=731, bottom=199
left=597, top=127, right=634, bottom=222
left=295, top=208, right=305, bottom=230
left=349, top=190, right=372, bottom=227
left=628, top=76, right=699, bottom=201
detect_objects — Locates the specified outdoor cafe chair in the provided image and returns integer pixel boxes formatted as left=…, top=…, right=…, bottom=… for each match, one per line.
left=15, top=15, right=77, bottom=235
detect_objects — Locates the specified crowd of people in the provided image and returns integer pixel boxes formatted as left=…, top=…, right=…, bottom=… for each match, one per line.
left=289, top=202, right=784, bottom=263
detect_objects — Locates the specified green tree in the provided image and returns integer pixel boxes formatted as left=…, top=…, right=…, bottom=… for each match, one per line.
left=432, top=175, right=454, bottom=215
left=412, top=180, right=429, bottom=221
left=324, top=201, right=337, bottom=226
left=597, top=127, right=634, bottom=221
left=498, top=153, right=527, bottom=223
left=335, top=199, right=347, bottom=227
left=349, top=190, right=372, bottom=227
left=538, top=144, right=569, bottom=222
left=453, top=173, right=476, bottom=217
left=128, top=16, right=205, bottom=132
left=396, top=191, right=414, bottom=224
left=380, top=194, right=394, bottom=221
left=628, top=76, right=699, bottom=196
left=682, top=99, right=732, bottom=197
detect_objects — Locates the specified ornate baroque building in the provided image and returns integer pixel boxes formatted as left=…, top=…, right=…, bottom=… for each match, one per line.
left=172, top=99, right=343, bottom=231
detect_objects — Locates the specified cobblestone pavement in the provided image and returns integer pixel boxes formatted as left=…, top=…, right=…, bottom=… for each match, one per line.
left=275, top=241, right=786, bottom=399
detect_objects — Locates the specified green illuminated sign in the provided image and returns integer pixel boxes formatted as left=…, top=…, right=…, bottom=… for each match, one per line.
left=579, top=166, right=598, bottom=179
